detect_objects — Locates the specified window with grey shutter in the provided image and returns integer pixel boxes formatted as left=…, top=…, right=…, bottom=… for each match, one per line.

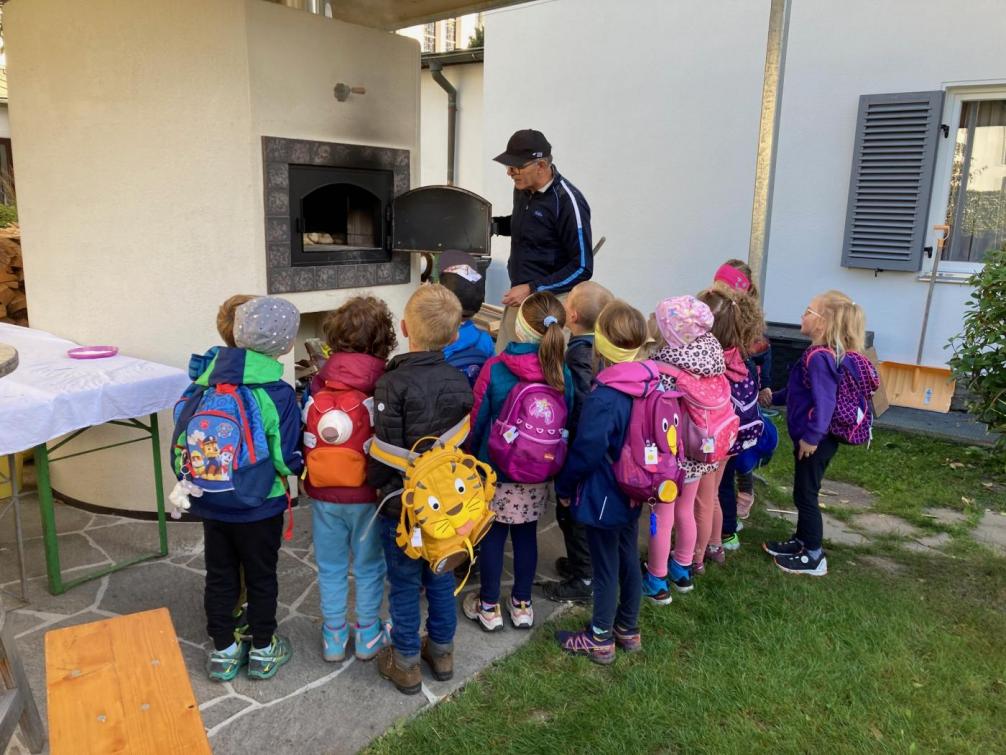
left=841, top=91, right=945, bottom=271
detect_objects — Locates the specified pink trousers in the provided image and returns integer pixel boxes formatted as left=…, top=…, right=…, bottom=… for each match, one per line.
left=693, top=465, right=726, bottom=565
left=647, top=479, right=698, bottom=577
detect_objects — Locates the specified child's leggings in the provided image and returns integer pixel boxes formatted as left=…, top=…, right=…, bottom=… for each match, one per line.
left=478, top=520, right=538, bottom=604
left=694, top=465, right=726, bottom=565
left=647, top=478, right=698, bottom=576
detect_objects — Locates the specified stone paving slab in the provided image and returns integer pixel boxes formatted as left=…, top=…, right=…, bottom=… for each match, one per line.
left=818, top=480, right=875, bottom=511
left=849, top=513, right=922, bottom=539
left=974, top=510, right=1006, bottom=555
left=766, top=507, right=869, bottom=546
left=922, top=508, right=969, bottom=526
left=1, top=496, right=572, bottom=755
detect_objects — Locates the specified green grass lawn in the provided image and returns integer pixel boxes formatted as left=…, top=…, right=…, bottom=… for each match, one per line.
left=367, top=427, right=1006, bottom=755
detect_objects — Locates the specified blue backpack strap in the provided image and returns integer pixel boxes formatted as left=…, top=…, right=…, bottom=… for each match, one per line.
left=169, top=385, right=206, bottom=479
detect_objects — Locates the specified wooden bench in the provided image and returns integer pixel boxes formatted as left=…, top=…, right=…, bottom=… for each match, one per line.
left=45, top=608, right=210, bottom=755
left=0, top=605, right=45, bottom=753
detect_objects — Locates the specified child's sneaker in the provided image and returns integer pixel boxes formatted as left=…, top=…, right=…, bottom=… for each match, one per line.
left=555, top=628, right=616, bottom=665
left=354, top=619, right=391, bottom=661
left=722, top=533, right=741, bottom=551
left=321, top=622, right=349, bottom=662
left=462, top=592, right=504, bottom=632
left=737, top=491, right=755, bottom=519
left=247, top=635, right=293, bottom=680
left=206, top=641, right=249, bottom=682
left=692, top=561, right=706, bottom=576
left=774, top=550, right=828, bottom=576
left=641, top=568, right=673, bottom=606
left=613, top=625, right=642, bottom=653
left=763, top=537, right=803, bottom=557
left=705, top=545, right=726, bottom=564
left=507, top=596, right=534, bottom=629
left=668, top=560, right=694, bottom=593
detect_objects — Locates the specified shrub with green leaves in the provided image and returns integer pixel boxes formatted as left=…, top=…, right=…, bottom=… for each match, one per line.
left=0, top=204, right=16, bottom=228
left=948, top=246, right=1006, bottom=461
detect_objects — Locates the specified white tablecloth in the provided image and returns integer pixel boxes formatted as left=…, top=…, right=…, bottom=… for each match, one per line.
left=0, top=323, right=190, bottom=456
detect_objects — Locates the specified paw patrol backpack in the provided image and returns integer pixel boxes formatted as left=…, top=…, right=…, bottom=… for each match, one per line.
left=369, top=418, right=496, bottom=593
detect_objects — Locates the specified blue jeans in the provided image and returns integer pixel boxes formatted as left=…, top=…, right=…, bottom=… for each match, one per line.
left=719, top=457, right=738, bottom=538
left=310, top=499, right=386, bottom=628
left=379, top=516, right=457, bottom=658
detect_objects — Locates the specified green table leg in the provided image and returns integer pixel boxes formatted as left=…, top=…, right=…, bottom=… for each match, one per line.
left=33, top=443, right=64, bottom=595
left=149, top=412, right=169, bottom=557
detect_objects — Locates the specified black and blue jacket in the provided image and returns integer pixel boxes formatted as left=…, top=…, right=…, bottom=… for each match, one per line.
left=494, top=167, right=593, bottom=294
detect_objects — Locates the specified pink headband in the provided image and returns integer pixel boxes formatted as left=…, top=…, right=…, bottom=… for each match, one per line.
left=714, top=263, right=751, bottom=292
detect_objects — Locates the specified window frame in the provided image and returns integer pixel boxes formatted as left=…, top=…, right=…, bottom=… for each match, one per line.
left=924, top=84, right=1006, bottom=281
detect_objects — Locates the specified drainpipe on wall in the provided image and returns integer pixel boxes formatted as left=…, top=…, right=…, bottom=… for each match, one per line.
left=429, top=61, right=458, bottom=186
left=747, top=0, right=791, bottom=301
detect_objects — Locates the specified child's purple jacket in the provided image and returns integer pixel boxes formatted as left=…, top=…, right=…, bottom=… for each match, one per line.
left=772, top=347, right=840, bottom=446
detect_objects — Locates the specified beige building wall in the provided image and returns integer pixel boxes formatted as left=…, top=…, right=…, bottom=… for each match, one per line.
left=5, top=0, right=420, bottom=511
left=419, top=63, right=483, bottom=190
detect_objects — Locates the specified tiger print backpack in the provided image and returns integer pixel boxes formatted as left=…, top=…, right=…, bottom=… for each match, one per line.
left=369, top=418, right=496, bottom=593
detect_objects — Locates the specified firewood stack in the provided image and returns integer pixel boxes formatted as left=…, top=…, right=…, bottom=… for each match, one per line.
left=0, top=225, right=28, bottom=326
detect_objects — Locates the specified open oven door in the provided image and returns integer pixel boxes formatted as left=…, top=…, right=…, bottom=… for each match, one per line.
left=391, top=185, right=491, bottom=258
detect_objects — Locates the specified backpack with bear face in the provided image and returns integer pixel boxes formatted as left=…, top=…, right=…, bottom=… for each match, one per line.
left=369, top=418, right=496, bottom=593
left=302, top=386, right=374, bottom=488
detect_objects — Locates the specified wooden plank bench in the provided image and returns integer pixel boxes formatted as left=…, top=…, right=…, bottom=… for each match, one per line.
left=45, top=608, right=210, bottom=755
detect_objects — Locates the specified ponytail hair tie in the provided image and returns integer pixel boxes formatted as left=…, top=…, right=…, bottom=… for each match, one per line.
left=543, top=315, right=558, bottom=327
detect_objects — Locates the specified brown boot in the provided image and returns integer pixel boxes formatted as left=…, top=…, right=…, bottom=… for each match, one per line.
left=420, top=636, right=454, bottom=681
left=376, top=646, right=421, bottom=695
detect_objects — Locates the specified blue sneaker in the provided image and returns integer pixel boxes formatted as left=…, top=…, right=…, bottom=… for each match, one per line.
left=206, top=640, right=249, bottom=682
left=641, top=568, right=673, bottom=606
left=669, top=559, right=694, bottom=593
left=354, top=619, right=391, bottom=661
left=321, top=622, right=349, bottom=663
left=248, top=634, right=293, bottom=680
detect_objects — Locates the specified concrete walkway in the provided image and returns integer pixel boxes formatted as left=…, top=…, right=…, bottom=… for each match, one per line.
left=1, top=491, right=572, bottom=754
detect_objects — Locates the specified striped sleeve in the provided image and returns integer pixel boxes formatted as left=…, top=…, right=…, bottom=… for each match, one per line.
left=533, top=179, right=593, bottom=292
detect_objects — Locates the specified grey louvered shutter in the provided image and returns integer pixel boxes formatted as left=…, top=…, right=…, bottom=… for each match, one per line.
left=841, top=91, right=945, bottom=271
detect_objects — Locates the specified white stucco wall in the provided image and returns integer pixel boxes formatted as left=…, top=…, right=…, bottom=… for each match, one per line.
left=5, top=0, right=420, bottom=510
left=764, top=0, right=1006, bottom=366
left=481, top=0, right=771, bottom=309
left=419, top=63, right=484, bottom=190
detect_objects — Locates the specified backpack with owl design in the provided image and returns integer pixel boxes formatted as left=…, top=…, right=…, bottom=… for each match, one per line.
left=596, top=360, right=687, bottom=505
left=488, top=381, right=568, bottom=483
left=369, top=417, right=496, bottom=593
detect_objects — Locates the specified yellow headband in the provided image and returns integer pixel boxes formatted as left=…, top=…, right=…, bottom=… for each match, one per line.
left=595, top=329, right=641, bottom=363
left=515, top=307, right=543, bottom=344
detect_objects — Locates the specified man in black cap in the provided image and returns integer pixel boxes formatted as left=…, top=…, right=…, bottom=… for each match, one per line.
left=492, top=129, right=593, bottom=352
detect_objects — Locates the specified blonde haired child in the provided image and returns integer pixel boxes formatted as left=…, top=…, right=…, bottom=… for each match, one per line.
left=761, top=290, right=866, bottom=576
left=554, top=300, right=649, bottom=663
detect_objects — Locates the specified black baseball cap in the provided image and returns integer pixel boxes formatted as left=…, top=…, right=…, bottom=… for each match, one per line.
left=493, top=129, right=551, bottom=167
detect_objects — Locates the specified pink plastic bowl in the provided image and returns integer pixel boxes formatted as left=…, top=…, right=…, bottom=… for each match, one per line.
left=67, top=346, right=119, bottom=359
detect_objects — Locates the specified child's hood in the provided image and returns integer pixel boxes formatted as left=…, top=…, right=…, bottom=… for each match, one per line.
left=652, top=333, right=725, bottom=377
left=195, top=347, right=284, bottom=386
left=188, top=346, right=220, bottom=380
left=595, top=360, right=664, bottom=398
left=499, top=342, right=547, bottom=382
left=723, top=347, right=749, bottom=382
left=314, top=351, right=385, bottom=394
left=444, top=320, right=493, bottom=359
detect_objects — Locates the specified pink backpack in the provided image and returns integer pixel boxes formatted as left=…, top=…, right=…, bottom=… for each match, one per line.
left=803, top=346, right=879, bottom=446
left=488, top=381, right=568, bottom=483
left=597, top=361, right=687, bottom=504
left=658, top=364, right=738, bottom=463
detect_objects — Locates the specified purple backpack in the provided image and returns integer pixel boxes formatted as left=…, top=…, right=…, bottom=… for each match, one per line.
left=489, top=381, right=568, bottom=483
left=728, top=370, right=764, bottom=456
left=597, top=361, right=687, bottom=504
left=803, top=347, right=880, bottom=446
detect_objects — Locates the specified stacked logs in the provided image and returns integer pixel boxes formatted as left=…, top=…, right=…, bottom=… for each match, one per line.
left=0, top=224, right=27, bottom=326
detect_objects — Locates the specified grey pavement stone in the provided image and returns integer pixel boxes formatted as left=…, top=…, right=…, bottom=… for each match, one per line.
left=922, top=507, right=969, bottom=526
left=974, top=510, right=1006, bottom=555
left=0, top=495, right=93, bottom=544
left=818, top=480, right=874, bottom=511
left=99, top=561, right=207, bottom=646
left=276, top=550, right=318, bottom=609
left=85, top=520, right=161, bottom=565
left=0, top=531, right=109, bottom=581
left=823, top=514, right=870, bottom=546
left=914, top=532, right=952, bottom=549
left=850, top=513, right=922, bottom=538
left=209, top=652, right=425, bottom=755
left=199, top=696, right=255, bottom=731
left=904, top=541, right=950, bottom=557
left=1, top=570, right=102, bottom=616
left=180, top=642, right=229, bottom=706
left=166, top=522, right=205, bottom=564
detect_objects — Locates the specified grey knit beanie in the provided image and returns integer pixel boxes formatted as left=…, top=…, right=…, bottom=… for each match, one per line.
left=233, top=297, right=300, bottom=357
